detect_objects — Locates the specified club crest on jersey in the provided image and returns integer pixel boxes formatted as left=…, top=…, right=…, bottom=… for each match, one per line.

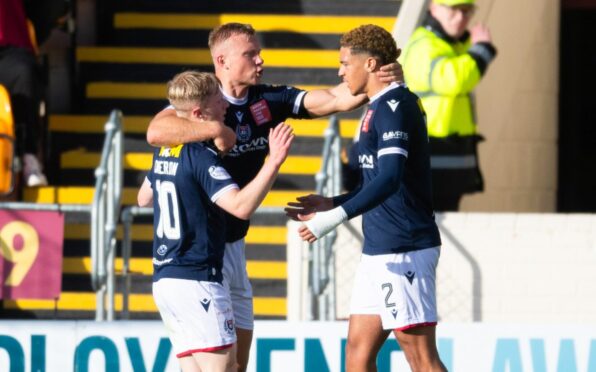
left=387, top=99, right=400, bottom=112
left=156, top=244, right=168, bottom=256
left=236, top=124, right=251, bottom=143
left=208, top=166, right=232, bottom=180
left=362, top=109, right=373, bottom=133
left=250, top=99, right=272, bottom=126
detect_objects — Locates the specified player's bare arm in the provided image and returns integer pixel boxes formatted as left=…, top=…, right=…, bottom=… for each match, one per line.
left=303, top=62, right=403, bottom=117
left=146, top=108, right=236, bottom=152
left=216, top=123, right=294, bottom=219
left=137, top=178, right=153, bottom=207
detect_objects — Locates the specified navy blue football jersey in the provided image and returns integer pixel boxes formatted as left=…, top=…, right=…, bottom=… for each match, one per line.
left=356, top=83, right=441, bottom=254
left=221, top=84, right=310, bottom=242
left=147, top=143, right=239, bottom=283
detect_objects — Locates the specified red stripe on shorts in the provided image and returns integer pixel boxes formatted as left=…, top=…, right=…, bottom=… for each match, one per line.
left=395, top=322, right=437, bottom=332
left=176, top=343, right=234, bottom=358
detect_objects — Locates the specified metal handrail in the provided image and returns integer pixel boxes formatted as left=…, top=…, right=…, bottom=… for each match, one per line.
left=119, top=206, right=285, bottom=319
left=310, top=115, right=342, bottom=320
left=0, top=110, right=123, bottom=322
left=90, top=109, right=123, bottom=321
left=120, top=206, right=152, bottom=320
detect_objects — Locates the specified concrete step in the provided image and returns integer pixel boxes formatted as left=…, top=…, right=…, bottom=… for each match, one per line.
left=49, top=114, right=360, bottom=138
left=23, top=186, right=313, bottom=207
left=77, top=46, right=340, bottom=68
left=113, top=12, right=394, bottom=34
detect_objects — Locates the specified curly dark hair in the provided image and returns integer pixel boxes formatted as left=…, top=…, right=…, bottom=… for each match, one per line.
left=340, top=24, right=399, bottom=65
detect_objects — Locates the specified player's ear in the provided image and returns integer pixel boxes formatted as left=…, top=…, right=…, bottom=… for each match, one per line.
left=191, top=106, right=202, bottom=119
left=215, top=54, right=226, bottom=69
left=365, top=57, right=378, bottom=73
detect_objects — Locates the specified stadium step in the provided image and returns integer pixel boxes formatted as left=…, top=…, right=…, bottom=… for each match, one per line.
left=23, top=186, right=313, bottom=207
left=3, top=0, right=399, bottom=320
left=49, top=114, right=360, bottom=138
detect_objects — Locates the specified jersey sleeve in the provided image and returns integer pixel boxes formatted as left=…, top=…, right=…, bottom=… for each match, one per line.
left=191, top=146, right=239, bottom=203
left=339, top=96, right=412, bottom=219
left=264, top=85, right=310, bottom=119
left=340, top=153, right=405, bottom=219
left=374, top=98, right=411, bottom=161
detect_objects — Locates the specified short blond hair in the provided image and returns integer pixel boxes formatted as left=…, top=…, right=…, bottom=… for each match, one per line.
left=340, top=24, right=399, bottom=65
left=167, top=71, right=220, bottom=111
left=208, top=23, right=256, bottom=51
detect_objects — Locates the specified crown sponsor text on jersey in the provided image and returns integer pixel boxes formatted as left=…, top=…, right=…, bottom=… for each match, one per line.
left=228, top=136, right=268, bottom=156
left=250, top=99, right=272, bottom=125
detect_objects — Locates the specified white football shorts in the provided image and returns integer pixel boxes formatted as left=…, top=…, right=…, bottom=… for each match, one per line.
left=223, top=238, right=254, bottom=330
left=152, top=278, right=236, bottom=357
left=349, top=246, right=440, bottom=331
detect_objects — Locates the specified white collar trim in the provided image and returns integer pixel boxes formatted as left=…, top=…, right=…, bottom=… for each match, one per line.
left=369, top=82, right=404, bottom=103
left=221, top=87, right=248, bottom=105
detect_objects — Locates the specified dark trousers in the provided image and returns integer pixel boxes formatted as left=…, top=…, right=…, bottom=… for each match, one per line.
left=433, top=193, right=463, bottom=212
left=0, top=46, right=41, bottom=154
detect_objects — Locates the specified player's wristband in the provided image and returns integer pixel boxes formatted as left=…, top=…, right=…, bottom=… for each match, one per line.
left=304, top=207, right=348, bottom=239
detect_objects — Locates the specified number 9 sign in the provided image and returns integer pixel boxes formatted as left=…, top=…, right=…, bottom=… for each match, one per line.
left=0, top=221, right=39, bottom=286
left=0, top=210, right=64, bottom=299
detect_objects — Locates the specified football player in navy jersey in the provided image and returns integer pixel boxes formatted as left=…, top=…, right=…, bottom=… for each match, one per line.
left=145, top=22, right=403, bottom=371
left=138, top=71, right=293, bottom=372
left=287, top=25, right=447, bottom=371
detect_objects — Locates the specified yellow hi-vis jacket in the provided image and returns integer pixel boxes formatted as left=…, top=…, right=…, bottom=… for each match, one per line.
left=401, top=19, right=496, bottom=198
left=402, top=26, right=480, bottom=137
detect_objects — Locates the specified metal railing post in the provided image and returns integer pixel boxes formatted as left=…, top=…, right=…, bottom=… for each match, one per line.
left=90, top=109, right=123, bottom=321
left=121, top=207, right=134, bottom=320
left=4, top=110, right=124, bottom=322
left=118, top=206, right=285, bottom=319
left=311, top=115, right=342, bottom=320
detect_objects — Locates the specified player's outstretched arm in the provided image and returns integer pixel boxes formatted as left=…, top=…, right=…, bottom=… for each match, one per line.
left=146, top=108, right=236, bottom=152
left=137, top=178, right=153, bottom=207
left=285, top=194, right=333, bottom=221
left=295, top=151, right=405, bottom=242
left=216, top=123, right=294, bottom=220
left=302, top=62, right=403, bottom=117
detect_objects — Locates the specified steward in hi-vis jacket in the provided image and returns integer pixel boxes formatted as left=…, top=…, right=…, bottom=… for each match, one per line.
left=402, top=0, right=497, bottom=210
